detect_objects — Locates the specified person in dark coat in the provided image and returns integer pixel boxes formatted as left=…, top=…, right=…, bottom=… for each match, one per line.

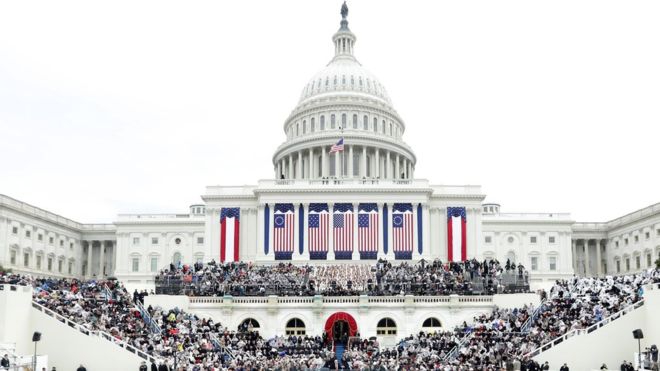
left=139, top=361, right=148, bottom=371
left=150, top=362, right=158, bottom=371
left=560, top=363, right=569, bottom=371
left=76, top=365, right=87, bottom=371
left=158, top=362, right=169, bottom=371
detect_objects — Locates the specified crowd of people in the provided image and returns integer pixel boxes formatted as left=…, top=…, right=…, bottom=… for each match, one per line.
left=155, top=258, right=530, bottom=297
left=2, top=266, right=659, bottom=370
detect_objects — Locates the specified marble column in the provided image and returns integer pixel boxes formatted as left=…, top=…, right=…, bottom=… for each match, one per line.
left=99, top=241, right=105, bottom=277
left=584, top=239, right=590, bottom=276
left=288, top=154, right=293, bottom=179
left=308, top=149, right=314, bottom=179
left=321, top=146, right=327, bottom=177
left=348, top=145, right=354, bottom=177
left=361, top=147, right=367, bottom=177
left=596, top=239, right=602, bottom=276
left=385, top=151, right=390, bottom=179
left=395, top=154, right=400, bottom=180
left=87, top=241, right=93, bottom=277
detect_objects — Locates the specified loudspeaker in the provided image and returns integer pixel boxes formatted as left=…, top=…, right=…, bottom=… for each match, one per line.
left=32, top=332, right=41, bottom=342
left=633, top=329, right=644, bottom=339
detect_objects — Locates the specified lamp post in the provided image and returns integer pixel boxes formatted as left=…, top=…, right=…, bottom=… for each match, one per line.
left=31, top=332, right=41, bottom=371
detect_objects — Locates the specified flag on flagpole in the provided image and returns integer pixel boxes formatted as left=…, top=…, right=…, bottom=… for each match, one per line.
left=330, top=138, right=344, bottom=153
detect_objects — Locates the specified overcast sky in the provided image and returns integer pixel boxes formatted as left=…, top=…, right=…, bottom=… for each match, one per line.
left=1, top=0, right=658, bottom=224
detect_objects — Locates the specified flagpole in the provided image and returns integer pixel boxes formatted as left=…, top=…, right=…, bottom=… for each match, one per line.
left=340, top=125, right=344, bottom=178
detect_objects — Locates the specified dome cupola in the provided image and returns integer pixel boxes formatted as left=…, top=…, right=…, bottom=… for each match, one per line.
left=272, top=2, right=416, bottom=181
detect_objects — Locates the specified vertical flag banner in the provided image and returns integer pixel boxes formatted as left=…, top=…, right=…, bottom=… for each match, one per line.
left=333, top=203, right=354, bottom=259
left=220, top=208, right=240, bottom=263
left=447, top=207, right=467, bottom=262
left=383, top=203, right=388, bottom=254
left=392, top=203, right=413, bottom=260
left=417, top=203, right=423, bottom=255
left=308, top=203, right=329, bottom=260
left=298, top=204, right=304, bottom=255
left=264, top=204, right=270, bottom=255
left=274, top=203, right=295, bottom=260
left=358, top=203, right=378, bottom=260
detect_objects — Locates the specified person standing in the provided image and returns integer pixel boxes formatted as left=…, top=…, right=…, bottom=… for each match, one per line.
left=1, top=354, right=9, bottom=370
left=560, top=363, right=569, bottom=371
left=76, top=365, right=87, bottom=371
left=139, top=361, right=148, bottom=371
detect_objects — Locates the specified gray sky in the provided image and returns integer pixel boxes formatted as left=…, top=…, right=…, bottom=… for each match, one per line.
left=1, top=0, right=658, bottom=224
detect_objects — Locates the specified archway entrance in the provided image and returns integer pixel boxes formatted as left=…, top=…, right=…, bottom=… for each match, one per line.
left=324, top=312, right=358, bottom=345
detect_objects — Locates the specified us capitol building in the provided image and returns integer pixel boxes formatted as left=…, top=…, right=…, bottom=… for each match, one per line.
left=1, top=4, right=659, bottom=293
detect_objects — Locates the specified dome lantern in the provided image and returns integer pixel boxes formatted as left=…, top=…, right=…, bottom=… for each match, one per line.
left=332, top=2, right=357, bottom=62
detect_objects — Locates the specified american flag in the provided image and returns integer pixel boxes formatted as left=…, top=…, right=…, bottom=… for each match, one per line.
left=274, top=212, right=294, bottom=254
left=308, top=212, right=329, bottom=255
left=358, top=212, right=378, bottom=255
left=333, top=212, right=353, bottom=256
left=392, top=212, right=413, bottom=255
left=329, top=138, right=344, bottom=153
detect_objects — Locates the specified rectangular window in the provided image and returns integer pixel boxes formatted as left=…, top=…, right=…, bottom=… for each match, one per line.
left=25, top=230, right=31, bottom=238
left=36, top=256, right=42, bottom=269
left=197, top=237, right=204, bottom=244
left=531, top=256, right=538, bottom=271
left=530, top=236, right=537, bottom=243
left=634, top=235, right=639, bottom=243
left=615, top=241, right=619, bottom=248
left=133, top=237, right=140, bottom=245
left=645, top=232, right=650, bottom=239
left=150, top=257, right=158, bottom=273
left=624, top=238, right=628, bottom=245
left=49, top=237, right=54, bottom=244
left=616, top=260, right=621, bottom=273
left=68, top=262, right=73, bottom=274
left=23, top=253, right=29, bottom=267
left=626, top=258, right=630, bottom=271
left=38, top=234, right=43, bottom=241
left=12, top=226, right=18, bottom=234
left=647, top=254, right=652, bottom=267
left=549, top=236, right=556, bottom=244
left=10, top=250, right=16, bottom=265
left=48, top=258, right=53, bottom=271
left=151, top=237, right=158, bottom=245
left=484, top=236, right=492, bottom=243
left=132, top=258, right=140, bottom=272
left=70, top=242, right=74, bottom=249
left=58, top=260, right=63, bottom=273
left=635, top=256, right=641, bottom=269
left=548, top=256, right=557, bottom=271
left=60, top=240, right=64, bottom=247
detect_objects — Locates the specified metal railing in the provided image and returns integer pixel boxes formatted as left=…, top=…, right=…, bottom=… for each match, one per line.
left=522, top=299, right=646, bottom=359
left=31, top=300, right=160, bottom=364
left=442, top=329, right=473, bottom=362
left=521, top=298, right=546, bottom=333
left=135, top=299, right=162, bottom=335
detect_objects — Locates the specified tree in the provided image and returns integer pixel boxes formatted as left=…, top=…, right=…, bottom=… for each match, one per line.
left=655, top=258, right=660, bottom=269
left=0, top=264, right=11, bottom=274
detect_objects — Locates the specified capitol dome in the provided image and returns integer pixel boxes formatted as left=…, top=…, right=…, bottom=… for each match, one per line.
left=298, top=57, right=393, bottom=107
left=272, top=2, right=416, bottom=181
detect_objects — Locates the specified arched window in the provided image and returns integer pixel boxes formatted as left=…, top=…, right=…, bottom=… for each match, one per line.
left=422, top=318, right=442, bottom=329
left=382, top=120, right=386, bottom=134
left=363, top=115, right=368, bottom=130
left=320, top=115, right=325, bottom=130
left=342, top=75, right=346, bottom=85
left=172, top=252, right=182, bottom=266
left=373, top=117, right=377, bottom=131
left=302, top=120, right=306, bottom=134
left=296, top=123, right=299, bottom=136
left=311, top=118, right=315, bottom=133
left=285, top=318, right=306, bottom=335
left=377, top=318, right=397, bottom=335
left=341, top=113, right=347, bottom=128
left=389, top=123, right=393, bottom=135
left=352, top=114, right=358, bottom=129
left=239, top=318, right=260, bottom=331
left=331, top=114, right=336, bottom=129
